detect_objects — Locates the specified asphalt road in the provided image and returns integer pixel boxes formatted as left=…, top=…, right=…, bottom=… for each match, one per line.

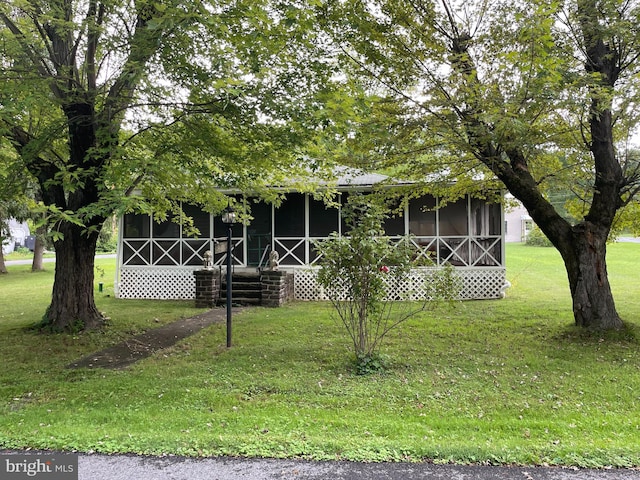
left=75, top=454, right=640, bottom=480
left=4, top=450, right=639, bottom=479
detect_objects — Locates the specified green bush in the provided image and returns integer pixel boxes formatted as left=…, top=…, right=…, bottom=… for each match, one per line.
left=96, top=237, right=117, bottom=253
left=526, top=226, right=553, bottom=247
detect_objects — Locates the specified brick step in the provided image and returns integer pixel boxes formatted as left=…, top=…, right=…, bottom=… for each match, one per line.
left=197, top=270, right=292, bottom=307
left=221, top=283, right=261, bottom=291
left=220, top=290, right=261, bottom=298
left=218, top=295, right=261, bottom=306
left=226, top=273, right=261, bottom=281
left=220, top=273, right=262, bottom=306
left=226, top=297, right=262, bottom=305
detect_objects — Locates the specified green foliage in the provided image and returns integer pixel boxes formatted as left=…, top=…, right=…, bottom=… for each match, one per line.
left=96, top=237, right=117, bottom=254
left=0, top=141, right=31, bottom=247
left=525, top=226, right=553, bottom=247
left=320, top=0, right=640, bottom=329
left=611, top=185, right=640, bottom=239
left=315, top=194, right=458, bottom=368
left=96, top=218, right=117, bottom=253
left=352, top=352, right=389, bottom=375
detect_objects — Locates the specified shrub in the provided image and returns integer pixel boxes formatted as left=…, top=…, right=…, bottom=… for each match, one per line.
left=315, top=194, right=458, bottom=373
left=525, top=226, right=553, bottom=247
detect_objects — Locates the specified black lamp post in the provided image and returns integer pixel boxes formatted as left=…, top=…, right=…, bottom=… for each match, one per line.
left=221, top=205, right=236, bottom=348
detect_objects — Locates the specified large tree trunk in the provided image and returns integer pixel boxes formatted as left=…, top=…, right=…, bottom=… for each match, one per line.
left=559, top=223, right=623, bottom=330
left=37, top=102, right=106, bottom=332
left=523, top=210, right=624, bottom=330
left=41, top=222, right=105, bottom=332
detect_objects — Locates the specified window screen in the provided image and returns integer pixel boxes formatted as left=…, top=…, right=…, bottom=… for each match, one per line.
left=439, top=198, right=469, bottom=236
left=153, top=216, right=180, bottom=238
left=489, top=203, right=501, bottom=235
left=309, top=198, right=339, bottom=237
left=182, top=204, right=211, bottom=238
left=383, top=200, right=405, bottom=236
left=275, top=193, right=305, bottom=237
left=123, top=213, right=150, bottom=238
left=408, top=196, right=436, bottom=236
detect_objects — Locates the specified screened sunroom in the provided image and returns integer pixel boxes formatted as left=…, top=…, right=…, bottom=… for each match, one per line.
left=116, top=175, right=506, bottom=301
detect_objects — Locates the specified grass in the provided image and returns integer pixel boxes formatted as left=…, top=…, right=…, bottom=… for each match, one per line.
left=3, top=249, right=56, bottom=261
left=0, top=244, right=639, bottom=467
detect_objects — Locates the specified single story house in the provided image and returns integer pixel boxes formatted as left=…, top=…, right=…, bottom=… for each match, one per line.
left=115, top=171, right=508, bottom=301
left=504, top=195, right=533, bottom=243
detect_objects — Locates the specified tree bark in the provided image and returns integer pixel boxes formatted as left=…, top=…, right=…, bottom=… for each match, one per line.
left=498, top=164, right=624, bottom=330
left=558, top=223, right=623, bottom=329
left=41, top=221, right=104, bottom=332
left=37, top=100, right=106, bottom=331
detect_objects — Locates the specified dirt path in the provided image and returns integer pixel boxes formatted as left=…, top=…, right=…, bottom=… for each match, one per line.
left=67, top=307, right=243, bottom=370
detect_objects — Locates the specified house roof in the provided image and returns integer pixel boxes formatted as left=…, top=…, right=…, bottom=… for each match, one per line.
left=333, top=167, right=389, bottom=187
left=214, top=166, right=400, bottom=195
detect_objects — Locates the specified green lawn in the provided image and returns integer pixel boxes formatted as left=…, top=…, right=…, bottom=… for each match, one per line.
left=0, top=243, right=639, bottom=467
left=3, top=249, right=56, bottom=262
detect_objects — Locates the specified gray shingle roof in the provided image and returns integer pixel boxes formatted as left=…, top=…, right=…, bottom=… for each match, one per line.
left=334, top=167, right=389, bottom=186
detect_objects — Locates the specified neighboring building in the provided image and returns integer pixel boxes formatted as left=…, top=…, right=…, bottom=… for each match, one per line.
left=1, top=219, right=30, bottom=255
left=116, top=171, right=508, bottom=301
left=504, top=197, right=532, bottom=243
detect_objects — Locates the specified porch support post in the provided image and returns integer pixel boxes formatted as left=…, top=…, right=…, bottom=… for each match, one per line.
left=193, top=268, right=220, bottom=308
left=261, top=270, right=294, bottom=307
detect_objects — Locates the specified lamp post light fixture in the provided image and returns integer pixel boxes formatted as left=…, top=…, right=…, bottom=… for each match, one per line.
left=221, top=205, right=237, bottom=348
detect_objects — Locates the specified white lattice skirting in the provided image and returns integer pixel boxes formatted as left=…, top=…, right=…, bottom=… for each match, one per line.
left=118, top=267, right=200, bottom=299
left=117, top=266, right=507, bottom=301
left=294, top=267, right=507, bottom=301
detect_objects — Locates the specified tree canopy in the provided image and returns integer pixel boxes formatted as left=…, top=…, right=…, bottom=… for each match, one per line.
left=0, top=0, right=341, bottom=331
left=320, top=0, right=640, bottom=329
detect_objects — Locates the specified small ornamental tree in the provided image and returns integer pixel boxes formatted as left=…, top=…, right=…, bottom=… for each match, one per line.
left=315, top=195, right=458, bottom=372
